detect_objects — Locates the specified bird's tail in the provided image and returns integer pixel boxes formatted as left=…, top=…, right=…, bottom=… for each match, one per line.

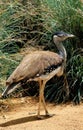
left=2, top=82, right=21, bottom=98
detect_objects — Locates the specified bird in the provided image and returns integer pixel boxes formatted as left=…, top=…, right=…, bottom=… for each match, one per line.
left=2, top=31, right=74, bottom=119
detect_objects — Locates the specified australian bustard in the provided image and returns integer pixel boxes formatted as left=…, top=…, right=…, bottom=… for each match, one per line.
left=2, top=31, right=74, bottom=119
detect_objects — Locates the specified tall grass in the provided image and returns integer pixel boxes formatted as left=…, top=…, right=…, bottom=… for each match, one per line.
left=0, top=0, right=83, bottom=103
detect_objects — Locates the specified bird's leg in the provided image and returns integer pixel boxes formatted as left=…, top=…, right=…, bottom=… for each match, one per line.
left=41, top=81, right=54, bottom=117
left=37, top=80, right=44, bottom=119
left=37, top=80, right=50, bottom=119
left=41, top=81, right=49, bottom=116
left=38, top=80, right=54, bottom=119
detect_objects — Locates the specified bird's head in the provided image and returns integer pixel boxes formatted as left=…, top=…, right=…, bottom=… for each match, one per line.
left=53, top=31, right=75, bottom=42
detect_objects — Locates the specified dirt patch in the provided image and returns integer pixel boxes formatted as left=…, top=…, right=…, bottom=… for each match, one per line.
left=0, top=97, right=83, bottom=130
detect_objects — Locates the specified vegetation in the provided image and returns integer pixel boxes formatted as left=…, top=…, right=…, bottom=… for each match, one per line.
left=0, top=0, right=83, bottom=104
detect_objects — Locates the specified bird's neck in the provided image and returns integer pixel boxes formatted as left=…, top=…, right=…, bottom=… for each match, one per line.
left=54, top=40, right=67, bottom=62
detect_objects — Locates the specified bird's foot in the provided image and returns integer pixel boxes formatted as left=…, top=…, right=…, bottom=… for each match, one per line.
left=37, top=115, right=45, bottom=120
left=37, top=113, right=55, bottom=120
left=45, top=113, right=55, bottom=117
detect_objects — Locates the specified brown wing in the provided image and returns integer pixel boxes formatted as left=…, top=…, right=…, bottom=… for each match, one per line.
left=6, top=51, right=63, bottom=84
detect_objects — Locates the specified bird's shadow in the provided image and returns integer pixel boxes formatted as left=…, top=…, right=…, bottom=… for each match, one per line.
left=0, top=115, right=51, bottom=127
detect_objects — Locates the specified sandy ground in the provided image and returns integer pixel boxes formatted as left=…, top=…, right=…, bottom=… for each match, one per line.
left=0, top=97, right=83, bottom=130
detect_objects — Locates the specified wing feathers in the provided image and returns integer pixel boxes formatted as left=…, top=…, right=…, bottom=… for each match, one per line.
left=6, top=51, right=63, bottom=84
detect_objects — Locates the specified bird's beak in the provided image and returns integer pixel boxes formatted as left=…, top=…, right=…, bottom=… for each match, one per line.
left=67, top=34, right=75, bottom=38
